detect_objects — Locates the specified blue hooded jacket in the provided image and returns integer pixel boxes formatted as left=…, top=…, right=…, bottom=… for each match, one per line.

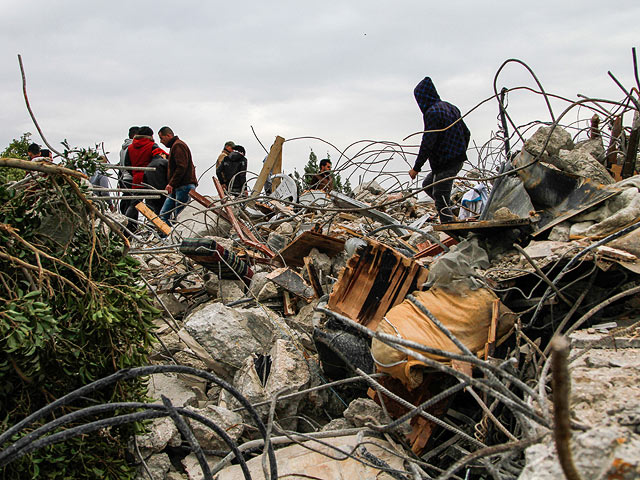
left=413, top=77, right=470, bottom=172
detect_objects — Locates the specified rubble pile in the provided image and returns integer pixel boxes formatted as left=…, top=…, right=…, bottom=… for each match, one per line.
left=3, top=57, right=640, bottom=480
left=119, top=122, right=640, bottom=479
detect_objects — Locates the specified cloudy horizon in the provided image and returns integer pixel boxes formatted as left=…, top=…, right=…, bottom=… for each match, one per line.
left=1, top=1, right=638, bottom=195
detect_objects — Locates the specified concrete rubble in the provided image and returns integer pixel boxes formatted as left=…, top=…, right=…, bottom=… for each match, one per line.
left=6, top=63, right=640, bottom=480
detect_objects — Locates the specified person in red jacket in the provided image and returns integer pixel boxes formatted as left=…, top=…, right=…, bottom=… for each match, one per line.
left=124, top=126, right=164, bottom=236
left=157, top=126, right=198, bottom=226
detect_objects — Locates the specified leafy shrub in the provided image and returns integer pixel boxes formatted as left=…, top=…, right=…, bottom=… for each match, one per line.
left=0, top=168, right=158, bottom=479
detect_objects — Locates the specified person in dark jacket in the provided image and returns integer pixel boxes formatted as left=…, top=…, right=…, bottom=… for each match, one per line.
left=408, top=77, right=471, bottom=223
left=123, top=126, right=159, bottom=235
left=118, top=126, right=139, bottom=214
left=144, top=148, right=169, bottom=215
left=158, top=126, right=198, bottom=226
left=216, top=145, right=248, bottom=196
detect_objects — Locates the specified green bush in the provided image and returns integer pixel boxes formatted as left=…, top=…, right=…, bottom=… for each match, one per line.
left=0, top=170, right=158, bottom=479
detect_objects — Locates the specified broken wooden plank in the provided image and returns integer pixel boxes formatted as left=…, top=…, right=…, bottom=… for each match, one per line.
left=266, top=267, right=314, bottom=301
left=282, top=291, right=295, bottom=316
left=251, top=136, right=285, bottom=200
left=279, top=231, right=345, bottom=268
left=135, top=201, right=171, bottom=235
left=328, top=238, right=428, bottom=330
left=304, top=256, right=323, bottom=298
left=414, top=235, right=458, bottom=259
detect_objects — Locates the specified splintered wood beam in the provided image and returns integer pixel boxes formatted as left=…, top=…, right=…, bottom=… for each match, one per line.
left=328, top=238, right=428, bottom=330
left=251, top=135, right=284, bottom=200
left=135, top=202, right=171, bottom=235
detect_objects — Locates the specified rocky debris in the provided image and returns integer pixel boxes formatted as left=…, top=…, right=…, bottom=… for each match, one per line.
left=183, top=302, right=282, bottom=380
left=147, top=373, right=199, bottom=408
left=135, top=452, right=172, bottom=480
left=220, top=339, right=311, bottom=430
left=186, top=405, right=244, bottom=450
left=343, top=398, right=386, bottom=427
left=216, top=434, right=405, bottom=480
left=133, top=417, right=181, bottom=457
left=524, top=125, right=575, bottom=158
left=181, top=453, right=222, bottom=480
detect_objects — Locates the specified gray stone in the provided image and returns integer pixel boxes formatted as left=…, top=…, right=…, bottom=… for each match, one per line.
left=548, top=222, right=571, bottom=242
left=524, top=126, right=574, bottom=158
left=308, top=248, right=332, bottom=276
left=257, top=281, right=280, bottom=301
left=555, top=147, right=614, bottom=184
left=148, top=373, right=198, bottom=408
left=166, top=471, right=188, bottom=480
left=276, top=222, right=294, bottom=235
left=187, top=405, right=244, bottom=450
left=570, top=187, right=640, bottom=237
left=218, top=279, right=244, bottom=303
left=221, top=339, right=311, bottom=430
left=203, top=275, right=220, bottom=296
left=173, top=350, right=209, bottom=371
left=135, top=452, right=172, bottom=480
left=133, top=417, right=181, bottom=456
left=184, top=303, right=266, bottom=379
left=320, top=417, right=354, bottom=432
left=248, top=272, right=270, bottom=298
left=354, top=180, right=385, bottom=196
left=343, top=398, right=386, bottom=427
left=182, top=453, right=223, bottom=480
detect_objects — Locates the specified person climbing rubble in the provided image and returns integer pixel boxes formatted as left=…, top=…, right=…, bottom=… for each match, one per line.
left=408, top=76, right=471, bottom=223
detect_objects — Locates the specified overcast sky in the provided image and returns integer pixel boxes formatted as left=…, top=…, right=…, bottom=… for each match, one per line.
left=1, top=1, right=639, bottom=195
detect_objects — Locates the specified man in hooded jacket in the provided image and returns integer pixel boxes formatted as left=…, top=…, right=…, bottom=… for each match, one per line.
left=408, top=77, right=470, bottom=223
left=216, top=145, right=248, bottom=196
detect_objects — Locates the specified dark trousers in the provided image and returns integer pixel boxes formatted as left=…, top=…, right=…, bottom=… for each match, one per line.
left=422, top=156, right=466, bottom=223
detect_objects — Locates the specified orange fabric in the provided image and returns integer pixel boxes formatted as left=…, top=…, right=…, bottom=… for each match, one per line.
left=371, top=287, right=515, bottom=390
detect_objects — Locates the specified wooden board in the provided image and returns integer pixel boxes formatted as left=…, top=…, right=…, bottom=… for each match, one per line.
left=328, top=238, right=428, bottom=330
left=279, top=231, right=345, bottom=268
left=433, top=218, right=531, bottom=233
left=135, top=202, right=171, bottom=235
left=251, top=135, right=284, bottom=200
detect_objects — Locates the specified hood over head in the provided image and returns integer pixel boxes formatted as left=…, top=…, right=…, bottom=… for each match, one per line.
left=414, top=76, right=440, bottom=114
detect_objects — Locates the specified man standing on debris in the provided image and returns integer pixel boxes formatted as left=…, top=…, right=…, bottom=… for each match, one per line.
left=158, top=126, right=198, bottom=226
left=124, top=126, right=159, bottom=235
left=216, top=140, right=235, bottom=168
left=216, top=145, right=248, bottom=196
left=309, top=158, right=334, bottom=192
left=118, top=126, right=139, bottom=214
left=408, top=77, right=470, bottom=223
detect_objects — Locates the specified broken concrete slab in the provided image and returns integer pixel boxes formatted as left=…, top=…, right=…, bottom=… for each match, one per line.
left=184, top=302, right=277, bottom=379
left=132, top=417, right=181, bottom=457
left=186, top=405, right=244, bottom=450
left=147, top=373, right=199, bottom=409
left=216, top=434, right=406, bottom=480
left=181, top=453, right=223, bottom=480
left=524, top=125, right=574, bottom=158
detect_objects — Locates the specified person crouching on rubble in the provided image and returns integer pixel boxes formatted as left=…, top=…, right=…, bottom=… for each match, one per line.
left=408, top=76, right=471, bottom=223
left=216, top=144, right=248, bottom=196
left=124, top=126, right=160, bottom=236
left=309, top=158, right=334, bottom=192
left=158, top=126, right=198, bottom=226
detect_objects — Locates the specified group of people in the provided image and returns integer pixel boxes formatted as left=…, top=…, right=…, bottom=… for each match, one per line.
left=118, top=126, right=197, bottom=236
left=111, top=76, right=471, bottom=239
